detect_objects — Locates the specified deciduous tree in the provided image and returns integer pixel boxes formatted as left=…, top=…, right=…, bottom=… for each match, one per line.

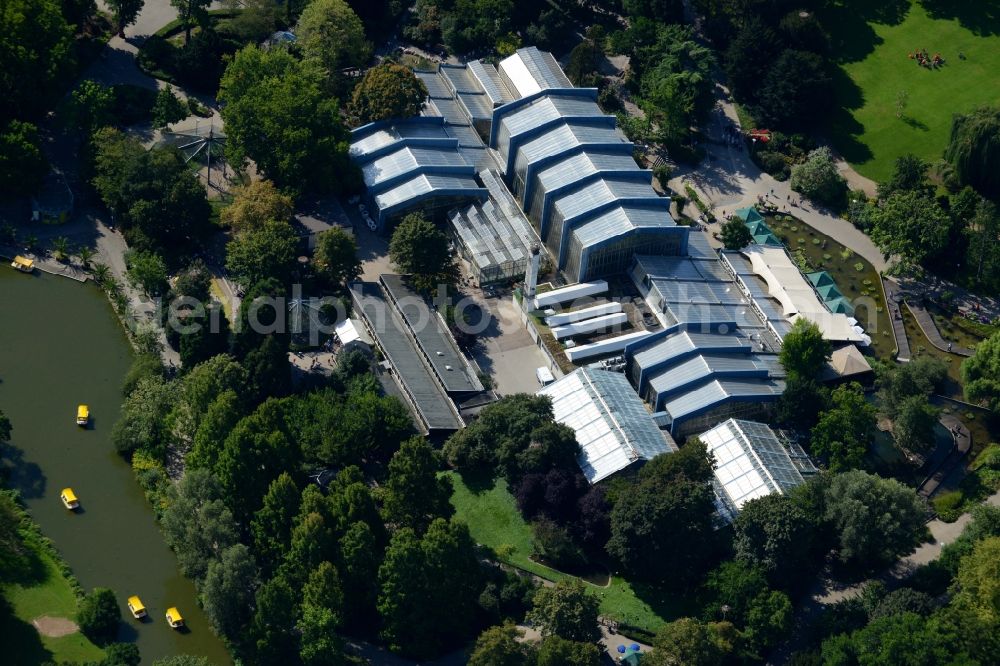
left=77, top=587, right=121, bottom=645
left=0, top=0, right=74, bottom=122
left=720, top=217, right=753, bottom=250
left=810, top=382, right=877, bottom=472
left=313, top=227, right=361, bottom=289
left=944, top=105, right=1000, bottom=200
left=824, top=470, right=929, bottom=572
left=219, top=46, right=356, bottom=195
left=646, top=617, right=726, bottom=666
left=779, top=318, right=831, bottom=380
left=220, top=180, right=294, bottom=233
left=526, top=578, right=599, bottom=643
left=251, top=472, right=301, bottom=577
left=733, top=494, right=818, bottom=585
left=295, top=0, right=370, bottom=81
left=106, top=0, right=144, bottom=36
left=226, top=218, right=299, bottom=288
left=202, top=543, right=258, bottom=640
left=892, top=395, right=939, bottom=455
left=0, top=121, right=46, bottom=194
left=382, top=437, right=453, bottom=533
left=348, top=63, right=428, bottom=126
left=161, top=469, right=238, bottom=580
left=870, top=190, right=950, bottom=272
left=790, top=147, right=845, bottom=207
left=468, top=623, right=533, bottom=666
left=962, top=331, right=1000, bottom=412
left=388, top=213, right=459, bottom=293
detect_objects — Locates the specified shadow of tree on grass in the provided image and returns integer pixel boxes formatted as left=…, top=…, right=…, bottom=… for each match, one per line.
left=0, top=596, right=54, bottom=666
left=920, top=0, right=1000, bottom=36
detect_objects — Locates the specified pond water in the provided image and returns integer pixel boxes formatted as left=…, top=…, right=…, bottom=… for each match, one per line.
left=0, top=269, right=231, bottom=665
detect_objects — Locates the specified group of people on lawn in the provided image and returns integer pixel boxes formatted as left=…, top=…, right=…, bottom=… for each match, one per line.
left=909, top=48, right=944, bottom=68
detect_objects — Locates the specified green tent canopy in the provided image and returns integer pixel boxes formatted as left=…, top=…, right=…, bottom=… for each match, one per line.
left=807, top=271, right=836, bottom=288
left=754, top=232, right=782, bottom=246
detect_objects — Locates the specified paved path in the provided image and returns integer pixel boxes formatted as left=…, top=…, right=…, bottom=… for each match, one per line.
left=904, top=301, right=974, bottom=356
left=883, top=278, right=911, bottom=361
left=918, top=413, right=972, bottom=498
left=667, top=83, right=889, bottom=274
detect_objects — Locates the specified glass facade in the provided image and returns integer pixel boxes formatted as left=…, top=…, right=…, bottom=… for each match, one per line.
left=538, top=368, right=677, bottom=483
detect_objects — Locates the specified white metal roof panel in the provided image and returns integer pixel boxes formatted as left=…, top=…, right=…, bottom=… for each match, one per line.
left=539, top=368, right=676, bottom=483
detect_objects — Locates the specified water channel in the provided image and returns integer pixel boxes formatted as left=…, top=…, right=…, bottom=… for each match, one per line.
left=0, top=268, right=231, bottom=665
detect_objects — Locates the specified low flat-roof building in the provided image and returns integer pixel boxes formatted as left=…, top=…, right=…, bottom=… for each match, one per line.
left=698, top=419, right=817, bottom=523
left=350, top=280, right=471, bottom=433
left=538, top=367, right=677, bottom=483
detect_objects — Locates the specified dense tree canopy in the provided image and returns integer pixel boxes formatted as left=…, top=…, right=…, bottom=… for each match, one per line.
left=636, top=25, right=716, bottom=147
left=202, top=543, right=258, bottom=639
left=313, top=227, right=361, bottom=289
left=220, top=180, right=294, bottom=233
left=606, top=443, right=717, bottom=586
left=348, top=63, right=428, bottom=126
left=810, top=382, right=877, bottom=472
left=962, top=331, right=1000, bottom=412
left=0, top=0, right=74, bottom=123
left=295, top=0, right=370, bottom=85
left=789, top=147, right=846, bottom=207
left=824, top=470, right=929, bottom=572
left=778, top=318, right=831, bottom=380
left=733, top=494, right=818, bottom=584
left=225, top=219, right=300, bottom=288
left=892, top=395, right=940, bottom=455
left=526, top=578, right=600, bottom=643
left=111, top=375, right=177, bottom=457
left=646, top=617, right=729, bottom=666
left=161, top=469, right=238, bottom=580
left=755, top=49, right=832, bottom=129
left=378, top=520, right=483, bottom=657
left=720, top=217, right=753, bottom=250
left=382, top=437, right=454, bottom=533
left=870, top=189, right=951, bottom=272
left=92, top=128, right=211, bottom=257
left=388, top=212, right=459, bottom=293
left=944, top=105, right=1000, bottom=200
left=76, top=587, right=121, bottom=645
left=0, top=121, right=47, bottom=194
left=468, top=623, right=532, bottom=666
left=219, top=46, right=356, bottom=195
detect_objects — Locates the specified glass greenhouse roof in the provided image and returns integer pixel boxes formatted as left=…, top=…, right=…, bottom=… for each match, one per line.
left=534, top=150, right=641, bottom=193
left=699, top=419, right=813, bottom=519
left=539, top=368, right=677, bottom=484
left=661, top=378, right=785, bottom=424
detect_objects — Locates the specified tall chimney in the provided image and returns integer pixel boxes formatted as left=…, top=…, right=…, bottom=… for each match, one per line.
left=524, top=244, right=541, bottom=299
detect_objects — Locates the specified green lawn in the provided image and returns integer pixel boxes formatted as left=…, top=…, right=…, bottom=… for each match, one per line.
left=824, top=1, right=1000, bottom=182
left=445, top=471, right=691, bottom=636
left=1, top=549, right=105, bottom=664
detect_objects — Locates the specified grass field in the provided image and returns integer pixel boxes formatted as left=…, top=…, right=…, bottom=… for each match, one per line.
left=1, top=549, right=105, bottom=664
left=446, top=471, right=692, bottom=636
left=824, top=0, right=1000, bottom=182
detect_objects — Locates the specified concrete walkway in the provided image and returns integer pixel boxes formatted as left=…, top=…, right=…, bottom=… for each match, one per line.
left=667, top=83, right=890, bottom=274
left=905, top=301, right=974, bottom=356
left=883, top=278, right=911, bottom=361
